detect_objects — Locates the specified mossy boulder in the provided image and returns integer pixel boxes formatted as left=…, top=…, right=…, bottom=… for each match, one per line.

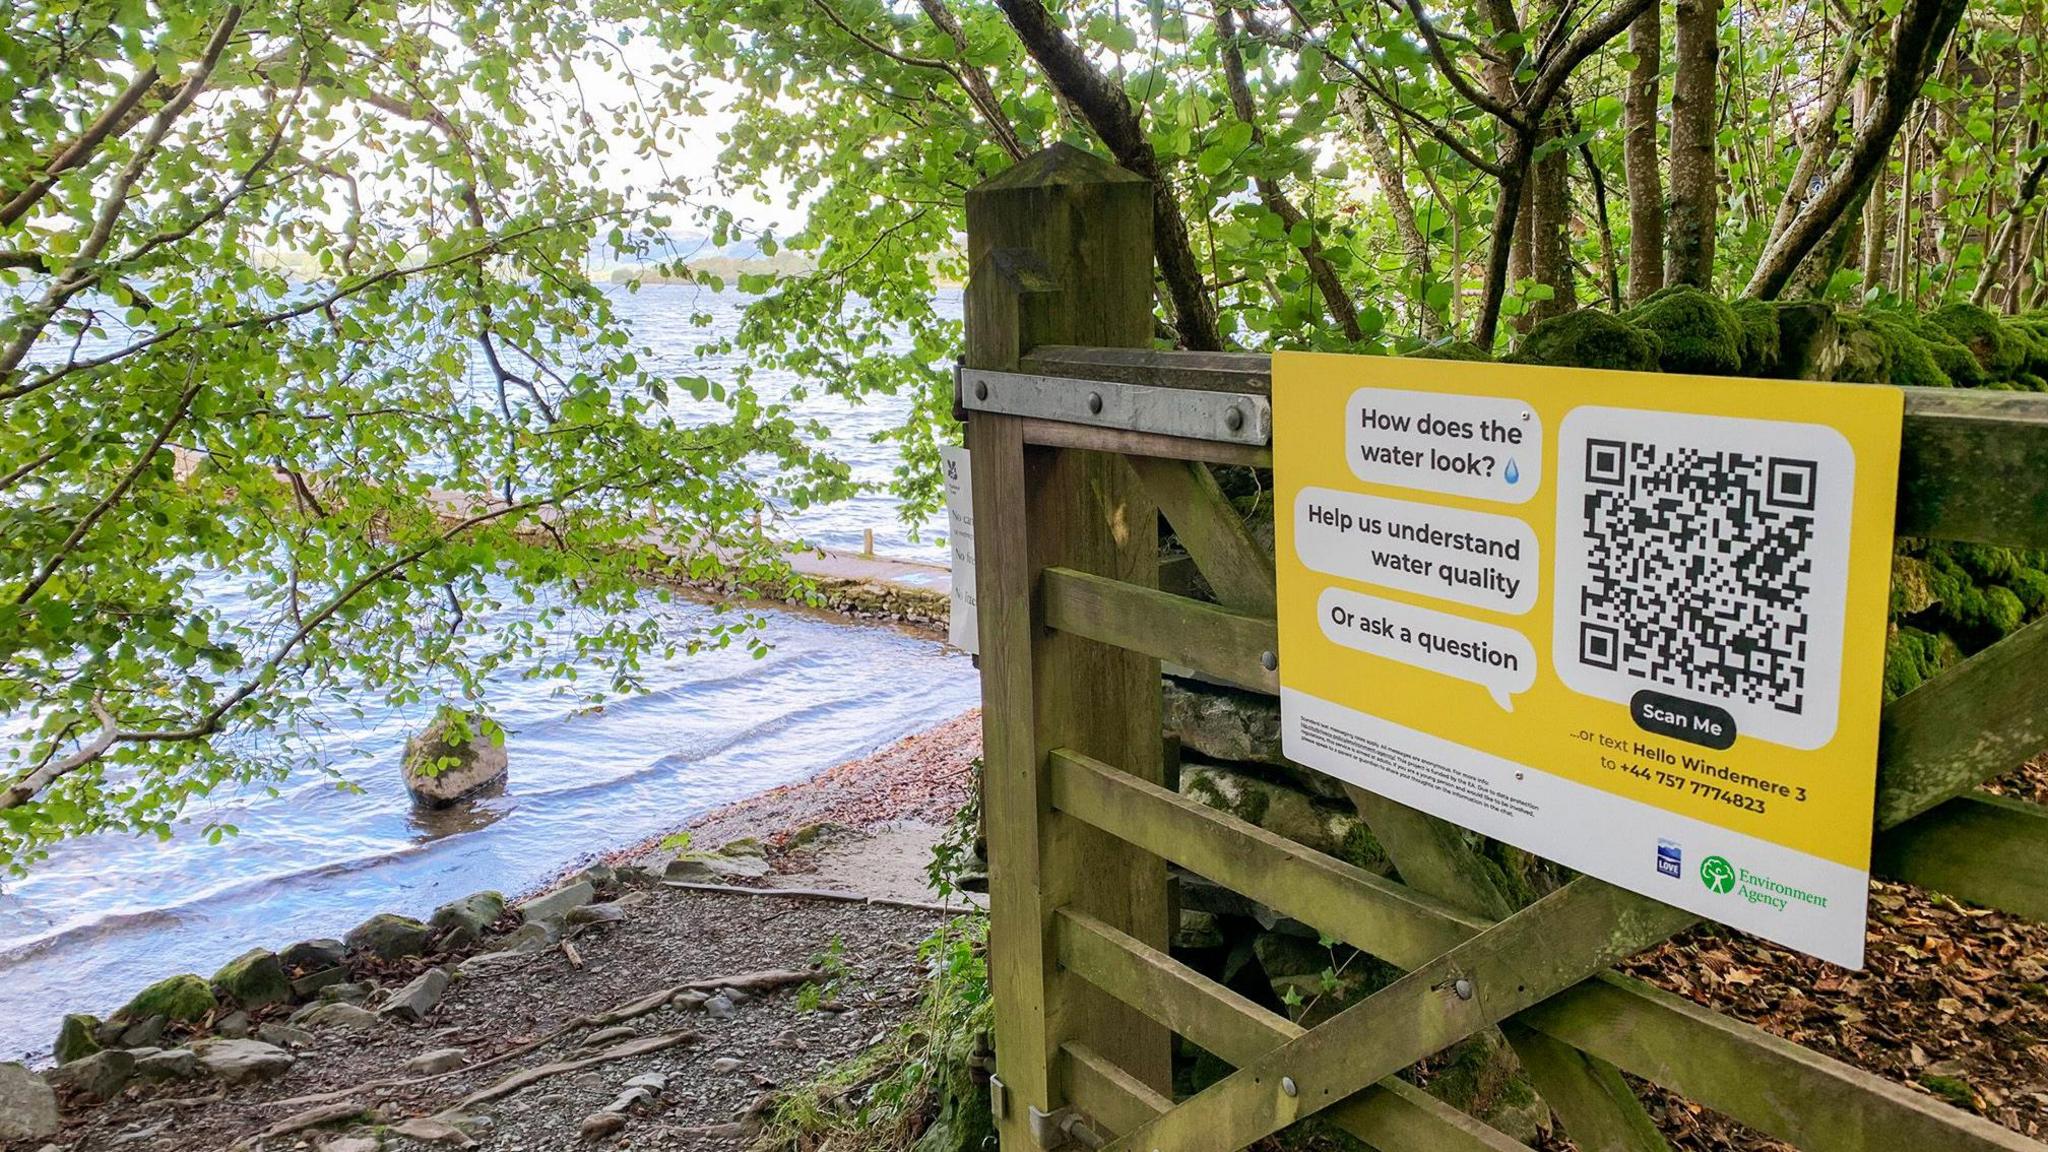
left=1828, top=314, right=1893, bottom=384
left=1867, top=314, right=1952, bottom=388
left=52, top=1014, right=100, bottom=1065
left=1926, top=302, right=2021, bottom=378
left=1514, top=309, right=1660, bottom=372
left=212, top=948, right=291, bottom=1010
left=1403, top=340, right=1494, bottom=362
left=114, top=974, right=216, bottom=1027
left=428, top=891, right=506, bottom=947
left=1732, top=298, right=1782, bottom=376
left=1772, top=300, right=1837, bottom=379
left=344, top=912, right=432, bottom=961
left=1625, top=285, right=1743, bottom=375
left=1914, top=319, right=1986, bottom=387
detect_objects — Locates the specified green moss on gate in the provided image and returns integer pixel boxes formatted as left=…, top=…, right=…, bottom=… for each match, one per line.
left=1624, top=285, right=1743, bottom=375
left=1514, top=309, right=1661, bottom=372
left=1732, top=298, right=1782, bottom=375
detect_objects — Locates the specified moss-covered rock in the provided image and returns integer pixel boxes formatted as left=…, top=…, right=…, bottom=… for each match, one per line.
left=114, top=974, right=216, bottom=1026
left=1732, top=298, right=1782, bottom=376
left=1625, top=285, right=1743, bottom=375
left=1514, top=309, right=1661, bottom=371
left=1403, top=340, right=1494, bottom=362
left=1772, top=300, right=1837, bottom=379
left=1866, top=314, right=1952, bottom=388
left=212, top=948, right=291, bottom=1010
left=52, top=1014, right=100, bottom=1064
left=343, top=912, right=432, bottom=961
left=1252, top=933, right=1399, bottom=1027
left=1828, top=314, right=1893, bottom=383
left=1927, top=302, right=2022, bottom=378
left=1914, top=318, right=1986, bottom=387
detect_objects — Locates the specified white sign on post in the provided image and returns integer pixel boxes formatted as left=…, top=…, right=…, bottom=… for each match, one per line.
left=942, top=445, right=978, bottom=655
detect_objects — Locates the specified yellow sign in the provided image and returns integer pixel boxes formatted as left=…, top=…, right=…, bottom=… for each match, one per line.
left=1274, top=353, right=1902, bottom=967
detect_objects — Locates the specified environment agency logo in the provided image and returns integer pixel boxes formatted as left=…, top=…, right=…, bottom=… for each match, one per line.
left=1700, top=855, right=1738, bottom=894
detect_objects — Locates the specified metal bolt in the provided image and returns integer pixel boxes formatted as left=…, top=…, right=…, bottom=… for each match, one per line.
left=1454, top=978, right=1474, bottom=1001
left=1088, top=392, right=1103, bottom=415
left=1260, top=650, right=1278, bottom=672
left=974, top=381, right=989, bottom=401
left=1225, top=406, right=1245, bottom=432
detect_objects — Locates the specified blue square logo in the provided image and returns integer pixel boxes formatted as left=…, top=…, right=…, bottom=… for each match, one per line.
left=1656, top=840, right=1683, bottom=879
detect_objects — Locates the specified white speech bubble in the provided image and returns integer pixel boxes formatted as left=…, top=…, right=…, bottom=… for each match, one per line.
left=1317, top=586, right=1537, bottom=711
left=1295, top=487, right=1538, bottom=614
left=1346, top=387, right=1543, bottom=504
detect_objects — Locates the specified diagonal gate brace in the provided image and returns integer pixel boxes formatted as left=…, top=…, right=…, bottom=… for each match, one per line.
left=1100, top=877, right=1698, bottom=1152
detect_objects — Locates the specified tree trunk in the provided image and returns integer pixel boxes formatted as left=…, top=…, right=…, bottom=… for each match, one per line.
left=1529, top=118, right=1577, bottom=322
left=1623, top=2, right=1665, bottom=303
left=1742, top=0, right=1968, bottom=299
left=1665, top=0, right=1720, bottom=289
left=1339, top=87, right=1443, bottom=338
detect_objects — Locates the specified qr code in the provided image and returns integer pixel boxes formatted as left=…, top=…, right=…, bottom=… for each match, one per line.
left=1553, top=408, right=1854, bottom=750
left=1574, top=441, right=1818, bottom=713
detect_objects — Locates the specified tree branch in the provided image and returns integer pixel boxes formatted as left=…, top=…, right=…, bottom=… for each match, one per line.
left=994, top=0, right=1221, bottom=349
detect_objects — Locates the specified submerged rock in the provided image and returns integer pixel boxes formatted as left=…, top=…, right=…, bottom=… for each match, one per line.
left=213, top=947, right=292, bottom=1010
left=402, top=709, right=509, bottom=808
left=0, top=1062, right=59, bottom=1140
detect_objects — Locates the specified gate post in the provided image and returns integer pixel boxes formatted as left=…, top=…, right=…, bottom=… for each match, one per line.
left=965, top=143, right=1170, bottom=1150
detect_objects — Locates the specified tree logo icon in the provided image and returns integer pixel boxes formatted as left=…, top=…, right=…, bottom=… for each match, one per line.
left=1700, top=855, right=1737, bottom=895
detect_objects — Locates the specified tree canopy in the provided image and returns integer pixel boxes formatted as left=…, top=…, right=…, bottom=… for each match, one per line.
left=0, top=0, right=854, bottom=871
left=6, top=0, right=2045, bottom=869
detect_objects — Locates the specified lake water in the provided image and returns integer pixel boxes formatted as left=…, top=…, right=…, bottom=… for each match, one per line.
left=0, top=285, right=979, bottom=1061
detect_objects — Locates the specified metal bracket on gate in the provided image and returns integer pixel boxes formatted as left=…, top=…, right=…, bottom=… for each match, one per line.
left=1027, top=1104, right=1107, bottom=1150
left=957, top=366, right=1271, bottom=447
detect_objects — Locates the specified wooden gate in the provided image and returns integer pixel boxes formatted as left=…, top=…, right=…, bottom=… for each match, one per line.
left=962, top=144, right=2048, bottom=1152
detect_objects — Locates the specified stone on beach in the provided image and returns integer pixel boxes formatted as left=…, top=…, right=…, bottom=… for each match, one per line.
left=514, top=880, right=594, bottom=925
left=402, top=710, right=509, bottom=809
left=133, top=1047, right=201, bottom=1081
left=405, top=1048, right=468, bottom=1075
left=345, top=912, right=433, bottom=961
left=213, top=947, right=292, bottom=1009
left=52, top=1013, right=100, bottom=1065
left=0, top=1062, right=59, bottom=1141
left=44, top=1049, right=134, bottom=1102
left=566, top=901, right=626, bottom=927
left=379, top=968, right=451, bottom=1022
left=429, top=891, right=507, bottom=947
left=191, top=1038, right=295, bottom=1084
left=292, top=1002, right=382, bottom=1032
left=279, top=938, right=348, bottom=972
left=111, top=973, right=216, bottom=1028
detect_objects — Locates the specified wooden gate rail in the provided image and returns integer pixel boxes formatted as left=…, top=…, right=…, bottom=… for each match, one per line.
left=965, top=145, right=2048, bottom=1152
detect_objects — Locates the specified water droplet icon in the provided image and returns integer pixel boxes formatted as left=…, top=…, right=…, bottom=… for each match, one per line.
left=1504, top=459, right=1521, bottom=485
